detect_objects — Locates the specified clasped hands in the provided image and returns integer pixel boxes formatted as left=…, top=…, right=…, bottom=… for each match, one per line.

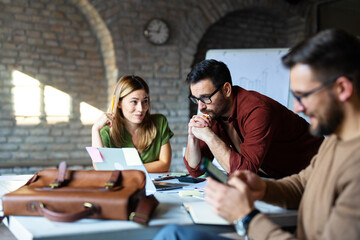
left=188, top=114, right=213, bottom=141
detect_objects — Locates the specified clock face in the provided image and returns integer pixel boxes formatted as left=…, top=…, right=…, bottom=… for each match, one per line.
left=144, top=18, right=170, bottom=45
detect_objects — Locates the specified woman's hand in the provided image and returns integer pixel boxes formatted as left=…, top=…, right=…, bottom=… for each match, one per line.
left=144, top=141, right=172, bottom=173
left=92, top=112, right=115, bottom=148
left=93, top=112, right=115, bottom=131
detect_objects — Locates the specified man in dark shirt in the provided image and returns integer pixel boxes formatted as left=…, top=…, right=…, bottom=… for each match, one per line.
left=184, top=59, right=323, bottom=179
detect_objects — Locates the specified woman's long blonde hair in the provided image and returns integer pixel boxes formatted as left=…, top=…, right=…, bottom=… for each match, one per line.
left=110, top=75, right=156, bottom=152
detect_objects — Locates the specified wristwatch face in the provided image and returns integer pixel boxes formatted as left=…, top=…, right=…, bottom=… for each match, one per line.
left=235, top=220, right=246, bottom=236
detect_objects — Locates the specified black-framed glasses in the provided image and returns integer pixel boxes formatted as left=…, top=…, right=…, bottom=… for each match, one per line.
left=291, top=76, right=339, bottom=106
left=189, top=85, right=223, bottom=104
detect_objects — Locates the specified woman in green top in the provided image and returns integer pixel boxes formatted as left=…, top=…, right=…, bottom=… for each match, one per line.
left=92, top=75, right=174, bottom=172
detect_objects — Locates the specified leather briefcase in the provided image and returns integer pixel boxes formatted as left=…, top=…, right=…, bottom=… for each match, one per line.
left=2, top=161, right=158, bottom=225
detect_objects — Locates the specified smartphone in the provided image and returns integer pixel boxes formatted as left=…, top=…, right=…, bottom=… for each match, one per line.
left=200, top=157, right=228, bottom=184
left=176, top=176, right=206, bottom=183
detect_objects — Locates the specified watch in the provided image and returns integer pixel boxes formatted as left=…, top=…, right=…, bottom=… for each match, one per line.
left=234, top=209, right=260, bottom=236
left=143, top=18, right=170, bottom=45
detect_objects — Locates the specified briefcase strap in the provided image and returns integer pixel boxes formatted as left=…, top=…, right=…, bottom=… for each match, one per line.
left=105, top=171, right=122, bottom=190
left=129, top=194, right=159, bottom=225
left=50, top=161, right=67, bottom=188
left=49, top=161, right=123, bottom=190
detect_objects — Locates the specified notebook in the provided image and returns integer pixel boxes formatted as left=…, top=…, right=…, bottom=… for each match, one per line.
left=86, top=147, right=186, bottom=195
left=183, top=201, right=230, bottom=225
left=183, top=199, right=298, bottom=225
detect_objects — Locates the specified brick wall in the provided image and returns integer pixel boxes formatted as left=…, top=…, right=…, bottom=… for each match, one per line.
left=0, top=0, right=106, bottom=174
left=0, top=0, right=314, bottom=174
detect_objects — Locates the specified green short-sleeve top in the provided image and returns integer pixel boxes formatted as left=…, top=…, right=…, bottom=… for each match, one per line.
left=100, top=114, right=174, bottom=164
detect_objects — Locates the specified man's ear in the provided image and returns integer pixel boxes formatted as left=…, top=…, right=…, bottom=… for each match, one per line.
left=223, top=82, right=232, bottom=98
left=336, top=76, right=353, bottom=102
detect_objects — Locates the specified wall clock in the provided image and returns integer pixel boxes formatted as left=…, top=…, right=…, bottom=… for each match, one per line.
left=143, top=18, right=170, bottom=45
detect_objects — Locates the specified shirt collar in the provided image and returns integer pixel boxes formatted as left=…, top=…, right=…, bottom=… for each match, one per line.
left=222, top=86, right=239, bottom=123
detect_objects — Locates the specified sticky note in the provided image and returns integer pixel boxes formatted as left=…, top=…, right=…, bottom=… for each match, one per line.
left=123, top=148, right=142, bottom=166
left=178, top=190, right=202, bottom=197
left=86, top=147, right=103, bottom=163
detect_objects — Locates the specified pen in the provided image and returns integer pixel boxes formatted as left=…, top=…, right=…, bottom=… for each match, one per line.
left=110, top=96, right=116, bottom=113
left=111, top=85, right=121, bottom=114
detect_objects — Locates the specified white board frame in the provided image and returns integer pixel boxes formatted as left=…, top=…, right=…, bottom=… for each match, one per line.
left=206, top=48, right=292, bottom=109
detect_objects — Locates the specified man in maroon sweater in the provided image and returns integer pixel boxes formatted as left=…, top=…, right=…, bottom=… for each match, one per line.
left=184, top=59, right=323, bottom=179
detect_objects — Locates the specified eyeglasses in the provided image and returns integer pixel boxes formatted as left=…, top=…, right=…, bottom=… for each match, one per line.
left=291, top=76, right=339, bottom=106
left=189, top=85, right=223, bottom=104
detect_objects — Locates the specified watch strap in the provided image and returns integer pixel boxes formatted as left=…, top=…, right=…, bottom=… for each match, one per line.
left=234, top=209, right=260, bottom=236
left=242, top=209, right=260, bottom=227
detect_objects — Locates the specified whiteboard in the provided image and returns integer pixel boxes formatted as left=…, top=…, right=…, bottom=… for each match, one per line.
left=206, top=48, right=292, bottom=109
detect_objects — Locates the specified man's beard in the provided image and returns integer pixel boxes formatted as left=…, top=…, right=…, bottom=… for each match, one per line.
left=310, top=92, right=344, bottom=137
left=201, top=109, right=220, bottom=119
left=202, top=97, right=230, bottom=120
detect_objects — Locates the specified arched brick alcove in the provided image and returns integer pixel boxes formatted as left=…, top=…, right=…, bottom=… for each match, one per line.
left=70, top=0, right=118, bottom=106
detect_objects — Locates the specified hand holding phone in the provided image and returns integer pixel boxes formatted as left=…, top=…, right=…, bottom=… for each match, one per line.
left=200, top=157, right=228, bottom=184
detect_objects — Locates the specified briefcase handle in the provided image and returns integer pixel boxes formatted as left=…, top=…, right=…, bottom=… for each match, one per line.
left=26, top=201, right=100, bottom=222
left=49, top=161, right=123, bottom=190
left=25, top=195, right=158, bottom=224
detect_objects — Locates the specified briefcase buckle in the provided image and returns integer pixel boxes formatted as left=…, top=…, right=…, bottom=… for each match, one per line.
left=105, top=182, right=115, bottom=189
left=49, top=182, right=60, bottom=188
left=27, top=201, right=44, bottom=212
left=129, top=212, right=148, bottom=222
